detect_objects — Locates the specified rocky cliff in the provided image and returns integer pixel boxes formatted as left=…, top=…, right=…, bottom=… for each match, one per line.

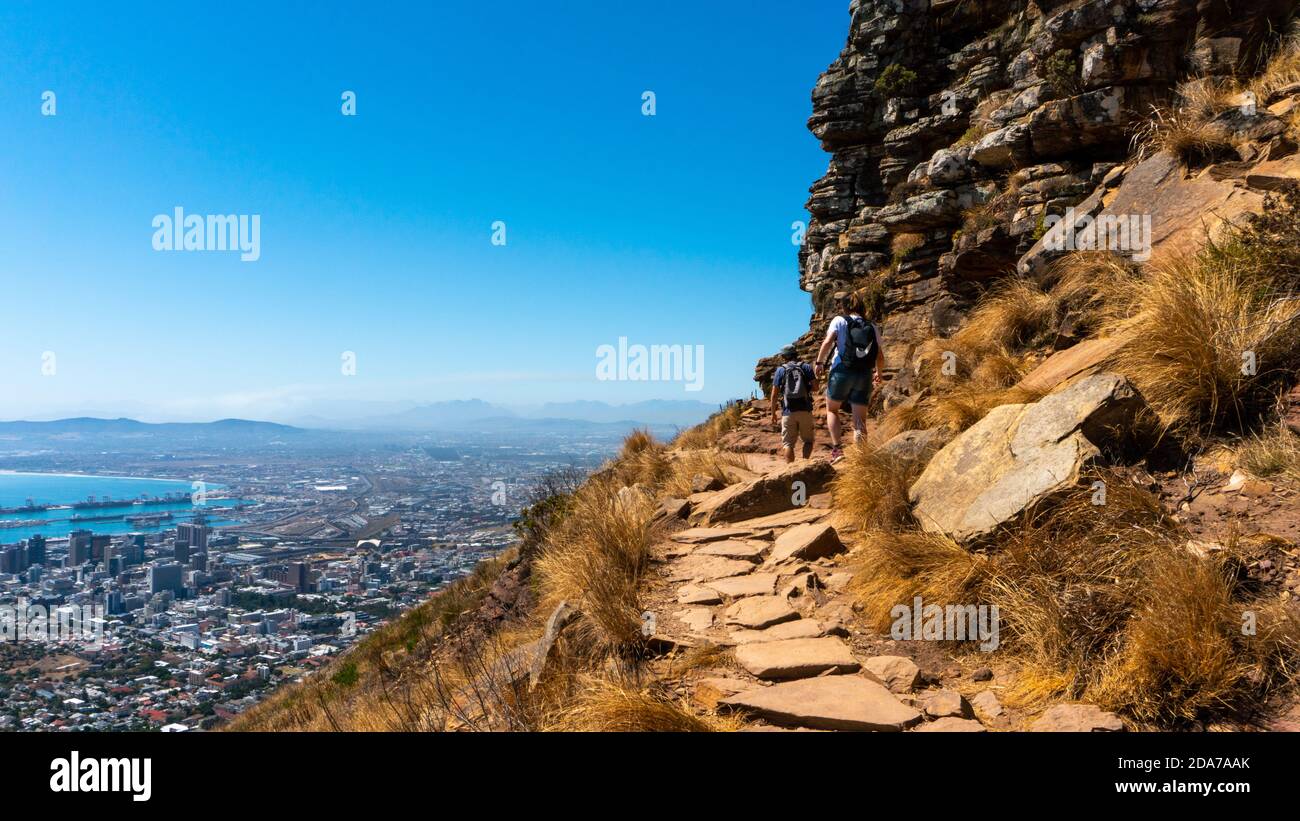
left=758, top=0, right=1296, bottom=397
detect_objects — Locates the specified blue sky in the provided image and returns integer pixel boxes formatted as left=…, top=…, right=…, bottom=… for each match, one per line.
left=0, top=1, right=847, bottom=422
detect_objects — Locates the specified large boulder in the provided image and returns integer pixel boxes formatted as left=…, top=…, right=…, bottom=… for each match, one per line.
left=909, top=373, right=1145, bottom=542
left=690, top=461, right=834, bottom=525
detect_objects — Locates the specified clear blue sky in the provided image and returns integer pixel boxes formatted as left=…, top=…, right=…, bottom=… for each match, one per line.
left=0, top=0, right=847, bottom=422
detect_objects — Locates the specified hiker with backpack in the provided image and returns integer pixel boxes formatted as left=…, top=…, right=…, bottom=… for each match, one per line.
left=769, top=345, right=817, bottom=462
left=813, top=292, right=885, bottom=461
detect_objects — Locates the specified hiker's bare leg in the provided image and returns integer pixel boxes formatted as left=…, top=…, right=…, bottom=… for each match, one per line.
left=851, top=403, right=868, bottom=443
left=782, top=444, right=795, bottom=463
left=825, top=398, right=843, bottom=447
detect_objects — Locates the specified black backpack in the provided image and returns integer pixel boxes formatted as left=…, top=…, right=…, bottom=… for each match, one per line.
left=840, top=316, right=878, bottom=373
left=783, top=362, right=809, bottom=404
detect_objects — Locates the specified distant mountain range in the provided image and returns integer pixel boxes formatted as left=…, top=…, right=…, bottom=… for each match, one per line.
left=0, top=400, right=718, bottom=442
left=291, top=399, right=718, bottom=431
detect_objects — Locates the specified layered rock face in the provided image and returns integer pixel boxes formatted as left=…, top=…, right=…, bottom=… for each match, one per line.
left=757, top=0, right=1293, bottom=393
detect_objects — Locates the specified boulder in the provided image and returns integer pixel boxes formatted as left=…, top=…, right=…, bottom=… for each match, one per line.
left=723, top=596, right=800, bottom=630
left=921, top=689, right=972, bottom=719
left=765, top=523, right=846, bottom=565
left=733, top=636, right=860, bottom=679
left=655, top=498, right=691, bottom=522
left=909, top=373, right=1145, bottom=542
left=720, top=675, right=923, bottom=731
left=1016, top=336, right=1124, bottom=394
left=1029, top=703, right=1125, bottom=732
left=862, top=655, right=921, bottom=693
left=691, top=461, right=835, bottom=525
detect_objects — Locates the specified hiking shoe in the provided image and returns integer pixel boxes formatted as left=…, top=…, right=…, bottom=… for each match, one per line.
left=829, top=446, right=844, bottom=463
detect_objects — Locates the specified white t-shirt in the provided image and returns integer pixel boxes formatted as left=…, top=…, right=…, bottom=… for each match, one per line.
left=826, top=314, right=864, bottom=368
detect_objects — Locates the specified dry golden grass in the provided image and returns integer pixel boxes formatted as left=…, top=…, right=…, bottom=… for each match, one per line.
left=1097, top=252, right=1300, bottom=436
left=891, top=231, right=926, bottom=261
left=546, top=676, right=721, bottom=732
left=832, top=440, right=927, bottom=533
left=1248, top=21, right=1300, bottom=103
left=673, top=401, right=745, bottom=450
left=661, top=448, right=745, bottom=498
left=1233, top=425, right=1300, bottom=482
left=848, top=529, right=986, bottom=631
left=533, top=475, right=656, bottom=654
left=847, top=472, right=1298, bottom=726
left=1132, top=79, right=1242, bottom=166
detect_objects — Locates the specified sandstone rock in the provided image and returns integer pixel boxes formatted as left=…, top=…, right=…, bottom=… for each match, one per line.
left=921, top=690, right=972, bottom=719
left=1030, top=703, right=1125, bottom=732
left=655, top=498, right=691, bottom=522
left=765, top=523, right=846, bottom=565
left=690, top=474, right=726, bottom=494
left=670, top=526, right=754, bottom=544
left=529, top=601, right=579, bottom=688
left=875, top=426, right=954, bottom=463
left=721, top=675, right=922, bottom=731
left=862, top=655, right=921, bottom=693
left=667, top=555, right=756, bottom=582
left=677, top=584, right=723, bottom=605
left=970, top=123, right=1030, bottom=168
left=691, top=461, right=835, bottom=525
left=971, top=666, right=994, bottom=682
left=913, top=717, right=987, bottom=732
left=704, top=573, right=780, bottom=598
left=1016, top=336, right=1124, bottom=394
left=729, top=619, right=827, bottom=645
left=695, top=539, right=768, bottom=561
left=909, top=373, right=1146, bottom=542
left=733, top=636, right=860, bottom=679
left=729, top=507, right=829, bottom=531
left=723, top=596, right=800, bottom=630
left=970, top=689, right=1003, bottom=720
left=674, top=607, right=714, bottom=632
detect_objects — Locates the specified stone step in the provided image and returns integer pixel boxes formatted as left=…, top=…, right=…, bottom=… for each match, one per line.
left=723, top=596, right=800, bottom=630
left=733, top=636, right=859, bottom=679
left=703, top=573, right=780, bottom=598
left=720, top=675, right=923, bottom=731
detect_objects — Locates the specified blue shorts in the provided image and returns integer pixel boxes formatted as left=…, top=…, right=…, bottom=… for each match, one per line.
left=826, top=364, right=872, bottom=407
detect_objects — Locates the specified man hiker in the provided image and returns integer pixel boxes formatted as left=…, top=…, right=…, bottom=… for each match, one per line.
left=814, top=292, right=886, bottom=462
left=770, top=345, right=816, bottom=462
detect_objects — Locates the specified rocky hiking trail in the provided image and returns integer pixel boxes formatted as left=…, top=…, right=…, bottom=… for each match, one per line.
left=638, top=403, right=1120, bottom=732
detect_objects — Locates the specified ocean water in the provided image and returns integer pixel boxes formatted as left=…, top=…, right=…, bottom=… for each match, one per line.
left=0, top=472, right=246, bottom=543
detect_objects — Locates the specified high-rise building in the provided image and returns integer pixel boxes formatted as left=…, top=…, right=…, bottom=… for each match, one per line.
left=89, top=534, right=111, bottom=562
left=176, top=523, right=209, bottom=552
left=148, top=563, right=184, bottom=596
left=26, top=535, right=46, bottom=566
left=66, top=530, right=93, bottom=567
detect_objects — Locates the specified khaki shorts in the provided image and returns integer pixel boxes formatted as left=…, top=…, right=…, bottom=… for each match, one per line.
left=781, top=411, right=815, bottom=448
